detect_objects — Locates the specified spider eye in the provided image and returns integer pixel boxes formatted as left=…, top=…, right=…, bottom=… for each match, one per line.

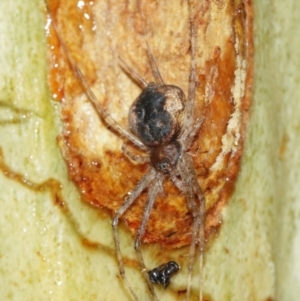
left=157, top=159, right=171, bottom=173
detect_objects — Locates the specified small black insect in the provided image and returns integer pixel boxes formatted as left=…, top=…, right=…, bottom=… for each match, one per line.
left=148, top=261, right=180, bottom=288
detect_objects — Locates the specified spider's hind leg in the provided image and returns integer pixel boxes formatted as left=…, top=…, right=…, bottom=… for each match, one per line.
left=146, top=42, right=164, bottom=85
left=119, top=56, right=148, bottom=89
left=180, top=18, right=198, bottom=146
left=121, top=143, right=150, bottom=164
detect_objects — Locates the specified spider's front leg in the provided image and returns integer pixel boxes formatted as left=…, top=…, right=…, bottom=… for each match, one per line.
left=134, top=172, right=165, bottom=301
left=178, top=153, right=206, bottom=301
left=112, top=168, right=156, bottom=301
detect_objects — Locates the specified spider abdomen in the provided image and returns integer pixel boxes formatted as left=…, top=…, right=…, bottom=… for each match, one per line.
left=129, top=83, right=185, bottom=147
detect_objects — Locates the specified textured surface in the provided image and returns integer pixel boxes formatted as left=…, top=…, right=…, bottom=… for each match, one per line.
left=47, top=0, right=252, bottom=248
left=0, top=0, right=300, bottom=301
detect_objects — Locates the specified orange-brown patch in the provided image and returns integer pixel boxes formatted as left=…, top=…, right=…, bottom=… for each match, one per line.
left=46, top=0, right=253, bottom=248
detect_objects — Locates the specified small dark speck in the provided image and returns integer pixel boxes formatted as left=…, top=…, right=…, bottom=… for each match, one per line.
left=177, top=289, right=187, bottom=295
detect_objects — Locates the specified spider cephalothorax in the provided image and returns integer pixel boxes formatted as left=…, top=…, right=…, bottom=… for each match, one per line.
left=150, top=141, right=182, bottom=174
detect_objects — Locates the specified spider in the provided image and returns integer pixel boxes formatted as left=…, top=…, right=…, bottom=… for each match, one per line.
left=46, top=2, right=206, bottom=301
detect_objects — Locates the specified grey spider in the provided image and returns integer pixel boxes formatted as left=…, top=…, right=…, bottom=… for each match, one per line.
left=46, top=2, right=206, bottom=301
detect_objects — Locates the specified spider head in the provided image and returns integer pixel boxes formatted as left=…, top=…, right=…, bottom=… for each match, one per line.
left=150, top=141, right=182, bottom=174
left=129, top=83, right=185, bottom=147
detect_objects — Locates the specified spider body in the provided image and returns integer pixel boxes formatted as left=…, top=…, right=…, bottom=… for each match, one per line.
left=110, top=20, right=206, bottom=301
left=47, top=2, right=205, bottom=301
left=150, top=140, right=182, bottom=174
left=129, top=83, right=186, bottom=174
left=148, top=261, right=180, bottom=289
left=47, top=0, right=252, bottom=254
left=129, top=83, right=185, bottom=147
left=46, top=0, right=253, bottom=299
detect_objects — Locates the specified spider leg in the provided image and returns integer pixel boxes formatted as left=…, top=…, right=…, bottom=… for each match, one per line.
left=170, top=170, right=185, bottom=192
left=181, top=117, right=204, bottom=151
left=112, top=168, right=156, bottom=301
left=45, top=3, right=147, bottom=152
left=118, top=56, right=148, bottom=89
left=146, top=42, right=164, bottom=85
left=70, top=63, right=148, bottom=150
left=134, top=172, right=166, bottom=301
left=181, top=17, right=197, bottom=143
left=184, top=153, right=206, bottom=301
left=121, top=143, right=150, bottom=164
left=178, top=153, right=205, bottom=301
left=178, top=161, right=199, bottom=301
